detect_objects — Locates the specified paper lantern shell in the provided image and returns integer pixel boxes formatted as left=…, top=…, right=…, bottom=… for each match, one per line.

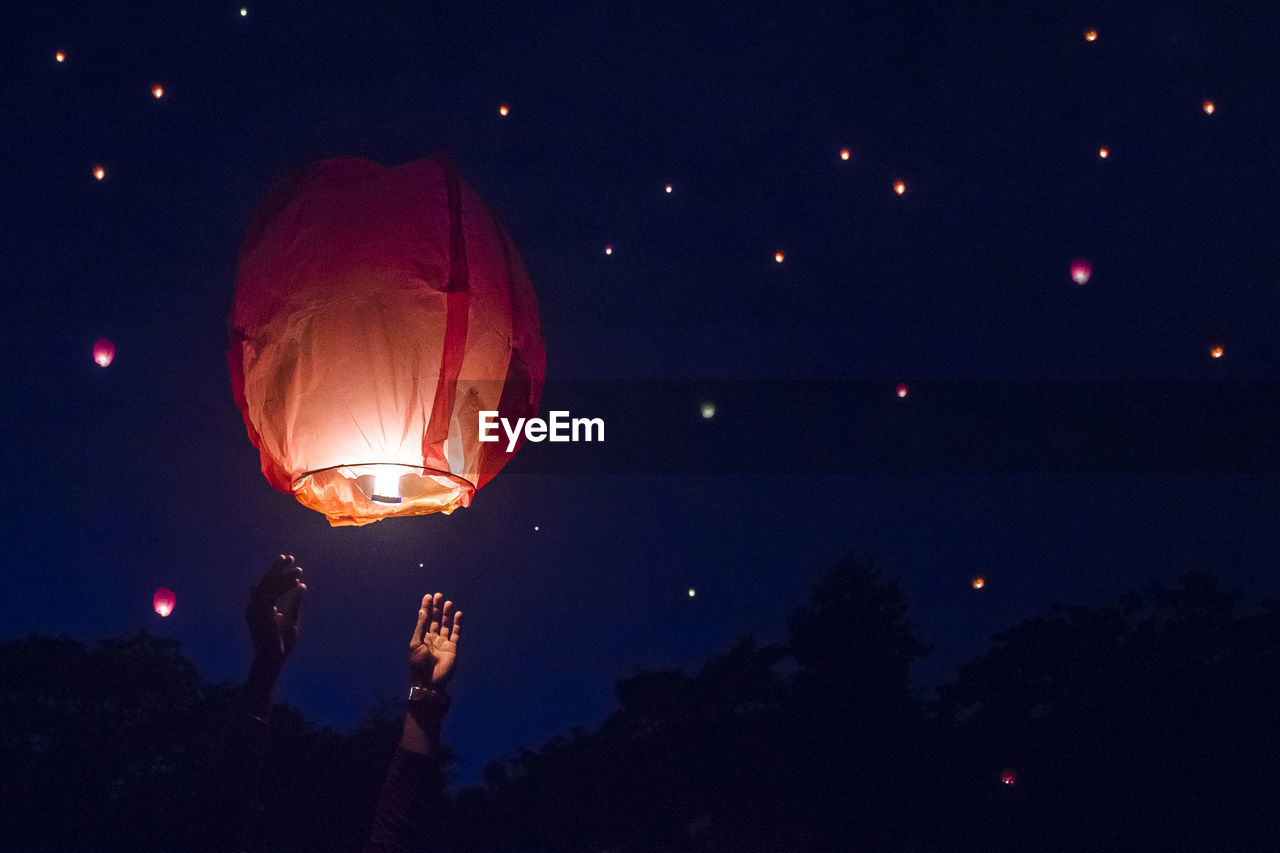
left=229, top=158, right=545, bottom=526
left=153, top=587, right=175, bottom=617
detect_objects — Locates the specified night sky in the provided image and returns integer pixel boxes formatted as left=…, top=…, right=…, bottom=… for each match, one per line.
left=4, top=1, right=1280, bottom=785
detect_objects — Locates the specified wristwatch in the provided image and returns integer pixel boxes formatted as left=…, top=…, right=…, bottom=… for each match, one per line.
left=407, top=683, right=451, bottom=712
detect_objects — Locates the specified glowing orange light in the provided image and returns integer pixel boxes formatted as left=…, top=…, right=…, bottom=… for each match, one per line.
left=840, top=148, right=850, bottom=161
left=1202, top=100, right=1215, bottom=115
left=153, top=587, right=175, bottom=617
left=775, top=251, right=785, bottom=264
left=1001, top=768, right=1017, bottom=786
left=896, top=384, right=908, bottom=398
left=151, top=84, right=164, bottom=99
left=92, top=165, right=105, bottom=181
left=498, top=103, right=509, bottom=116
left=893, top=180, right=906, bottom=195
left=604, top=245, right=613, bottom=255
left=55, top=51, right=66, bottom=63
left=1209, top=345, right=1224, bottom=359
left=1084, top=29, right=1098, bottom=42
left=92, top=338, right=115, bottom=367
left=972, top=576, right=985, bottom=589
left=1098, top=147, right=1109, bottom=159
left=665, top=184, right=673, bottom=194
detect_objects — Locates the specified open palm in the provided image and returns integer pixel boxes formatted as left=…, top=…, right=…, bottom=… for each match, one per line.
left=410, top=592, right=461, bottom=688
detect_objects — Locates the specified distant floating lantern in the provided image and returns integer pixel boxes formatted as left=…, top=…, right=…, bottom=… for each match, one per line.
left=1000, top=768, right=1017, bottom=786
left=230, top=157, right=545, bottom=526
left=688, top=588, right=696, bottom=597
left=1084, top=29, right=1098, bottom=42
left=665, top=184, right=673, bottom=194
left=1098, top=147, right=1109, bottom=158
left=774, top=251, right=785, bottom=264
left=1209, top=345, right=1224, bottom=359
left=700, top=401, right=715, bottom=419
left=972, top=576, right=985, bottom=589
left=1070, top=257, right=1092, bottom=285
left=896, top=383, right=908, bottom=398
left=55, top=51, right=66, bottom=63
left=93, top=165, right=106, bottom=181
left=153, top=587, right=176, bottom=617
left=92, top=338, right=115, bottom=367
left=604, top=245, right=613, bottom=255
left=840, top=148, right=850, bottom=161
left=893, top=180, right=906, bottom=195
left=1202, top=100, right=1215, bottom=115
left=151, top=84, right=164, bottom=99
left=240, top=7, right=248, bottom=15
left=498, top=103, right=509, bottom=116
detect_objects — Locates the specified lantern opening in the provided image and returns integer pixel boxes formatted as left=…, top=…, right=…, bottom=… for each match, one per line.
left=372, top=466, right=402, bottom=503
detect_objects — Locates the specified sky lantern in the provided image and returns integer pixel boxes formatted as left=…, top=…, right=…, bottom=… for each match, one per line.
left=93, top=165, right=106, bottom=181
left=153, top=587, right=175, bottom=617
left=700, top=401, right=715, bottom=419
left=604, top=245, right=613, bottom=255
left=92, top=338, right=115, bottom=367
left=55, top=51, right=66, bottom=63
left=840, top=147, right=850, bottom=161
left=240, top=7, right=248, bottom=16
left=893, top=180, right=906, bottom=195
left=151, top=84, right=164, bottom=99
left=896, top=383, right=908, bottom=398
left=1084, top=29, right=1098, bottom=42
left=688, top=588, right=696, bottom=597
left=971, top=576, right=985, bottom=589
left=1202, top=100, right=1215, bottom=115
left=1209, top=345, right=1224, bottom=359
left=774, top=251, right=785, bottom=263
left=498, top=104, right=509, bottom=116
left=1070, top=257, right=1092, bottom=285
left=1000, top=768, right=1017, bottom=786
left=229, top=157, right=545, bottom=526
left=665, top=183, right=673, bottom=194
left=1098, top=146, right=1109, bottom=159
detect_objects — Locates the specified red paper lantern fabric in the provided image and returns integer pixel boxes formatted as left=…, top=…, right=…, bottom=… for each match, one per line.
left=229, top=158, right=545, bottom=526
left=153, top=587, right=175, bottom=617
left=93, top=338, right=115, bottom=367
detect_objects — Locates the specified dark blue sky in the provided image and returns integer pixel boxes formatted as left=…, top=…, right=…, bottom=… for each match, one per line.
left=4, top=1, right=1279, bottom=784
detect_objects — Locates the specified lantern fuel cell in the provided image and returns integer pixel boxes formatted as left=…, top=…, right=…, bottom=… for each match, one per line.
left=478, top=411, right=604, bottom=452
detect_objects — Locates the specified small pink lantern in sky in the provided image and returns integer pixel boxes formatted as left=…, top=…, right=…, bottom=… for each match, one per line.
left=896, top=383, right=908, bottom=398
left=1000, top=768, right=1017, bottom=786
left=1070, top=257, right=1092, bottom=285
left=92, top=338, right=115, bottom=367
left=153, top=587, right=175, bottom=617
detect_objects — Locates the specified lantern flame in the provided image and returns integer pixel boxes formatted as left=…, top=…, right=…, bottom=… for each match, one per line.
left=152, top=84, right=164, bottom=99
left=498, top=104, right=509, bottom=116
left=896, top=384, right=908, bottom=398
left=972, top=576, right=985, bottom=589
left=93, top=165, right=106, bottom=181
left=1098, top=147, right=1109, bottom=158
left=1210, top=345, right=1224, bottom=359
left=840, top=148, right=850, bottom=161
left=893, top=180, right=906, bottom=195
left=1202, top=100, right=1215, bottom=115
left=55, top=51, right=66, bottom=63
left=1084, top=29, right=1098, bottom=42
left=372, top=467, right=403, bottom=503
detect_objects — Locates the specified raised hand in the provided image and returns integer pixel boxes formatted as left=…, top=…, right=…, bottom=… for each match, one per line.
left=245, top=554, right=306, bottom=668
left=409, top=592, right=461, bottom=689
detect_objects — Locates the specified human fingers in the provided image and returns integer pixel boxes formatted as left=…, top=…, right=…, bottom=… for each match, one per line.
left=411, top=593, right=431, bottom=646
left=427, top=592, right=442, bottom=635
left=281, top=583, right=305, bottom=631
left=449, top=610, right=462, bottom=644
left=440, top=600, right=454, bottom=637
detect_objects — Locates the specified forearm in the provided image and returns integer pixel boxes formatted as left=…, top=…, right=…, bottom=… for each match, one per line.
left=245, top=656, right=282, bottom=721
left=399, top=706, right=444, bottom=756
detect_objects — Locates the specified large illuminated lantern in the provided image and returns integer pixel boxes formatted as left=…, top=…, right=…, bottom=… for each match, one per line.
left=229, top=158, right=544, bottom=526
